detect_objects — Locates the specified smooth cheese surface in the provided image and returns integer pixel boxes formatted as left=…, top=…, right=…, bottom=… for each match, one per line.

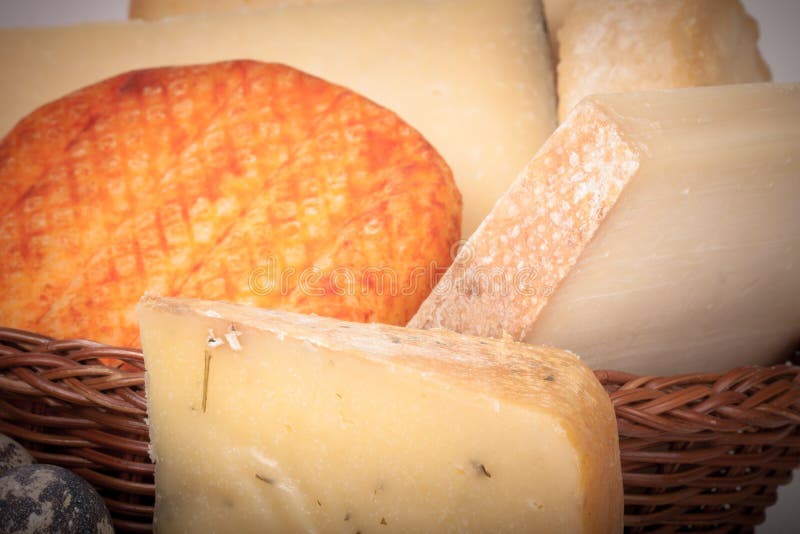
left=556, top=0, right=770, bottom=121
left=413, top=83, right=800, bottom=376
left=0, top=0, right=556, bottom=237
left=138, top=295, right=622, bottom=533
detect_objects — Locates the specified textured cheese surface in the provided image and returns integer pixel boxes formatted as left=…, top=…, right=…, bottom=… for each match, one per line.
left=138, top=295, right=622, bottom=533
left=0, top=0, right=556, bottom=237
left=413, top=83, right=800, bottom=376
left=0, top=61, right=460, bottom=347
left=409, top=102, right=641, bottom=339
left=556, top=0, right=770, bottom=121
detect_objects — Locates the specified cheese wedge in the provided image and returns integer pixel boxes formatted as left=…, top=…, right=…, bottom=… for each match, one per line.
left=410, top=83, right=800, bottom=375
left=0, top=0, right=556, bottom=237
left=556, top=0, right=770, bottom=121
left=138, top=295, right=622, bottom=533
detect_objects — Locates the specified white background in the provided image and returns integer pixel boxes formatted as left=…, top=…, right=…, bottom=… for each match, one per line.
left=0, top=0, right=798, bottom=531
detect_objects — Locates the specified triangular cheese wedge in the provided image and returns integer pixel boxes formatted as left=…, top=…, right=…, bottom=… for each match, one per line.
left=138, top=295, right=622, bottom=532
left=411, top=83, right=800, bottom=375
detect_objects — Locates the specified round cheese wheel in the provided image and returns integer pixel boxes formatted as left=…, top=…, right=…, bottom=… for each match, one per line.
left=0, top=60, right=461, bottom=346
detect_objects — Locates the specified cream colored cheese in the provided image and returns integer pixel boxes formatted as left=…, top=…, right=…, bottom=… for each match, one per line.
left=138, top=295, right=622, bottom=533
left=531, top=84, right=800, bottom=375
left=411, top=83, right=800, bottom=375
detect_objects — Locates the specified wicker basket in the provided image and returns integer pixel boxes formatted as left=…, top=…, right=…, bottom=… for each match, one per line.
left=1, top=327, right=798, bottom=533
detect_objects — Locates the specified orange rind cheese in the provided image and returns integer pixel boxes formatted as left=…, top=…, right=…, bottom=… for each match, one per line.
left=0, top=60, right=461, bottom=346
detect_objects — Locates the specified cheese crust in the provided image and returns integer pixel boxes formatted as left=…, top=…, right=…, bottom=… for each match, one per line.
left=0, top=60, right=461, bottom=346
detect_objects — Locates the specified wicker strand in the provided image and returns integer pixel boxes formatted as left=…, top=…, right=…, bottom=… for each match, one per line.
left=1, top=328, right=798, bottom=533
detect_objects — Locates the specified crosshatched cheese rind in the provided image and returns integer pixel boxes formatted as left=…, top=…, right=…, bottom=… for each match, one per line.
left=138, top=295, right=622, bottom=533
left=556, top=0, right=770, bottom=121
left=0, top=0, right=556, bottom=237
left=0, top=60, right=461, bottom=347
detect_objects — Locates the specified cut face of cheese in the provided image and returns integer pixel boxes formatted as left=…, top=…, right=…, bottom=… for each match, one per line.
left=0, top=0, right=556, bottom=237
left=410, top=83, right=800, bottom=376
left=138, top=295, right=622, bottom=533
left=556, top=0, right=770, bottom=121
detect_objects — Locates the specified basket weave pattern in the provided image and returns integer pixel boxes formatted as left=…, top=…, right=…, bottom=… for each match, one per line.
left=597, top=368, right=800, bottom=532
left=1, top=327, right=798, bottom=533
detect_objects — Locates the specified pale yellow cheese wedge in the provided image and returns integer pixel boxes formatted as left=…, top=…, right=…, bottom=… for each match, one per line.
left=556, top=0, right=770, bottom=121
left=0, top=0, right=556, bottom=237
left=410, top=83, right=800, bottom=376
left=138, top=295, right=622, bottom=533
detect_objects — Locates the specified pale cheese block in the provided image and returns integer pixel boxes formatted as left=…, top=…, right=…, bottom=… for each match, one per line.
left=556, top=0, right=770, bottom=121
left=410, top=83, right=800, bottom=376
left=138, top=295, right=622, bottom=533
left=0, top=0, right=556, bottom=237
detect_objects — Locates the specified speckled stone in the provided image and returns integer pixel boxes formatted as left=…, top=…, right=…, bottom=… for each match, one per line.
left=0, top=435, right=34, bottom=477
left=0, top=464, right=114, bottom=533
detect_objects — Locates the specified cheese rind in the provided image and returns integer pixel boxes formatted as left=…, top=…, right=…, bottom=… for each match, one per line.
left=0, top=0, right=556, bottom=237
left=411, top=83, right=800, bottom=375
left=409, top=101, right=642, bottom=339
left=1, top=61, right=461, bottom=346
left=138, top=295, right=622, bottom=533
left=556, top=0, right=770, bottom=121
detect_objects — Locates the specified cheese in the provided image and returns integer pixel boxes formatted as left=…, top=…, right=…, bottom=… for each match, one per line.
left=410, top=83, right=800, bottom=376
left=556, top=0, right=770, bottom=121
left=0, top=61, right=461, bottom=346
left=0, top=0, right=556, bottom=237
left=129, top=0, right=339, bottom=20
left=138, top=295, right=622, bottom=533
left=541, top=0, right=574, bottom=54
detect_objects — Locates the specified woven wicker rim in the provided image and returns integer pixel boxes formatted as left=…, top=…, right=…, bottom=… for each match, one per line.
left=1, top=327, right=798, bottom=533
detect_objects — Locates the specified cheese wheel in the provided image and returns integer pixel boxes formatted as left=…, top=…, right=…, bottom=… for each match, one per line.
left=0, top=60, right=461, bottom=346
